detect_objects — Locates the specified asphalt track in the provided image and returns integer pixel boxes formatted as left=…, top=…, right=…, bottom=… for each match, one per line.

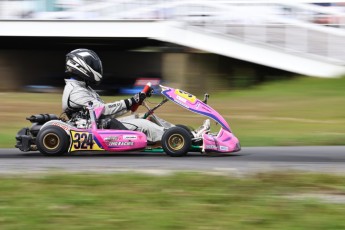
left=0, top=146, right=345, bottom=175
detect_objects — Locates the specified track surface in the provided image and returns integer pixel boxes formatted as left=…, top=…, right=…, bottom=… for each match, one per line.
left=0, top=146, right=345, bottom=175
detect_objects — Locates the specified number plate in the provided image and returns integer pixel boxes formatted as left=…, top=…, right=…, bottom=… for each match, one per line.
left=69, top=131, right=103, bottom=152
left=175, top=89, right=196, bottom=103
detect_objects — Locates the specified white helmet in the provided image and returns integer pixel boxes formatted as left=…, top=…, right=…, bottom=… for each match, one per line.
left=66, top=48, right=103, bottom=85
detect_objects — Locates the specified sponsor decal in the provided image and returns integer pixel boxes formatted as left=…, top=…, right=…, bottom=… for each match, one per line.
left=108, top=103, right=122, bottom=108
left=109, top=141, right=134, bottom=146
left=123, top=135, right=137, bottom=140
left=205, top=145, right=217, bottom=149
left=220, top=146, right=229, bottom=151
left=52, top=122, right=70, bottom=131
left=176, top=95, right=187, bottom=103
left=172, top=99, right=189, bottom=109
left=104, top=136, right=118, bottom=142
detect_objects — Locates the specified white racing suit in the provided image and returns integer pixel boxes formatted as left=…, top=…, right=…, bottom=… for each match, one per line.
left=62, top=79, right=165, bottom=142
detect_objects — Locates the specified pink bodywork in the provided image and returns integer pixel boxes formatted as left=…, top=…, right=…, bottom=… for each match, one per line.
left=94, top=106, right=104, bottom=119
left=161, top=85, right=240, bottom=153
left=92, top=130, right=147, bottom=152
left=70, top=105, right=147, bottom=152
left=92, top=106, right=147, bottom=152
left=202, top=128, right=240, bottom=153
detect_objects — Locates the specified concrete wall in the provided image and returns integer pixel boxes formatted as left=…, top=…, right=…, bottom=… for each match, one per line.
left=162, top=53, right=227, bottom=93
left=162, top=52, right=264, bottom=94
left=0, top=51, right=22, bottom=91
left=0, top=48, right=291, bottom=93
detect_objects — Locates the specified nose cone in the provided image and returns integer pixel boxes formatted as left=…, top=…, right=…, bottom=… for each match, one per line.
left=234, top=142, right=241, bottom=152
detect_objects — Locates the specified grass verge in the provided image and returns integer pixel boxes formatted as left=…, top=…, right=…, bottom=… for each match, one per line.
left=0, top=172, right=345, bottom=229
left=2, top=76, right=345, bottom=147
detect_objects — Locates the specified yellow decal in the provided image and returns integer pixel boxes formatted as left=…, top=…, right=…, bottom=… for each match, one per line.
left=69, top=130, right=103, bottom=152
left=175, top=89, right=196, bottom=103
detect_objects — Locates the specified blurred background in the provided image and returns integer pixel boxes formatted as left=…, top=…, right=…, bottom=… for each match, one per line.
left=0, top=0, right=345, bottom=93
left=1, top=0, right=345, bottom=147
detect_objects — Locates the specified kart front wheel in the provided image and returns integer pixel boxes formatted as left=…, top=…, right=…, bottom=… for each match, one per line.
left=162, top=127, right=191, bottom=157
left=175, top=124, right=193, bottom=138
left=36, top=126, right=69, bottom=156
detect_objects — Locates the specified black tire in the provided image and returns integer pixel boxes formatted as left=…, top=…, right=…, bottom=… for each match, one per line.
left=175, top=124, right=193, bottom=137
left=36, top=126, right=69, bottom=156
left=175, top=124, right=202, bottom=150
left=162, top=127, right=192, bottom=157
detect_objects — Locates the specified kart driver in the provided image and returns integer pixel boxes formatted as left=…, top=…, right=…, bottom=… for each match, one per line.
left=62, top=48, right=209, bottom=143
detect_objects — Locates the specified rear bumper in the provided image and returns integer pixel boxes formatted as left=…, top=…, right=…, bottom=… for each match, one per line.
left=15, top=127, right=36, bottom=152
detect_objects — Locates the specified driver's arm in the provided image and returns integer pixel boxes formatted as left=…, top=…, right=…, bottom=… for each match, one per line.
left=68, top=87, right=145, bottom=117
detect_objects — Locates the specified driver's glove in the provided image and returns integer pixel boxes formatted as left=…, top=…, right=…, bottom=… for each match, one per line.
left=131, top=92, right=147, bottom=105
left=128, top=88, right=153, bottom=110
left=147, top=88, right=153, bottom=97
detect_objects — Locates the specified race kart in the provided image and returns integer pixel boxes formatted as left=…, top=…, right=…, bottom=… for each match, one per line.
left=15, top=83, right=241, bottom=157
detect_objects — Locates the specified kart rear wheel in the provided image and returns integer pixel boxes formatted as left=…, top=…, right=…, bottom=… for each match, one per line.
left=162, top=127, right=191, bottom=157
left=36, top=126, right=69, bottom=156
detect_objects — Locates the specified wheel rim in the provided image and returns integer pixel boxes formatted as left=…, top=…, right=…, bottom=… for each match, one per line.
left=168, top=134, right=185, bottom=151
left=43, top=133, right=60, bottom=150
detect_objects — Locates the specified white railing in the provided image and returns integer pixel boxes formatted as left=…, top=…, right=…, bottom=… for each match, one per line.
left=173, top=2, right=345, bottom=64
left=95, top=0, right=345, bottom=64
left=1, top=0, right=345, bottom=64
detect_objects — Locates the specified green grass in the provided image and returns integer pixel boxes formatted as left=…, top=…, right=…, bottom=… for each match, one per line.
left=2, top=76, right=345, bottom=147
left=0, top=172, right=345, bottom=229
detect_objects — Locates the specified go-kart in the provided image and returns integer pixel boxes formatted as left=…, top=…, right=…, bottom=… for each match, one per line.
left=15, top=83, right=241, bottom=157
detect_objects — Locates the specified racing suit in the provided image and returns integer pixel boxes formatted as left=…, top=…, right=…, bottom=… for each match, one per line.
left=62, top=78, right=164, bottom=142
